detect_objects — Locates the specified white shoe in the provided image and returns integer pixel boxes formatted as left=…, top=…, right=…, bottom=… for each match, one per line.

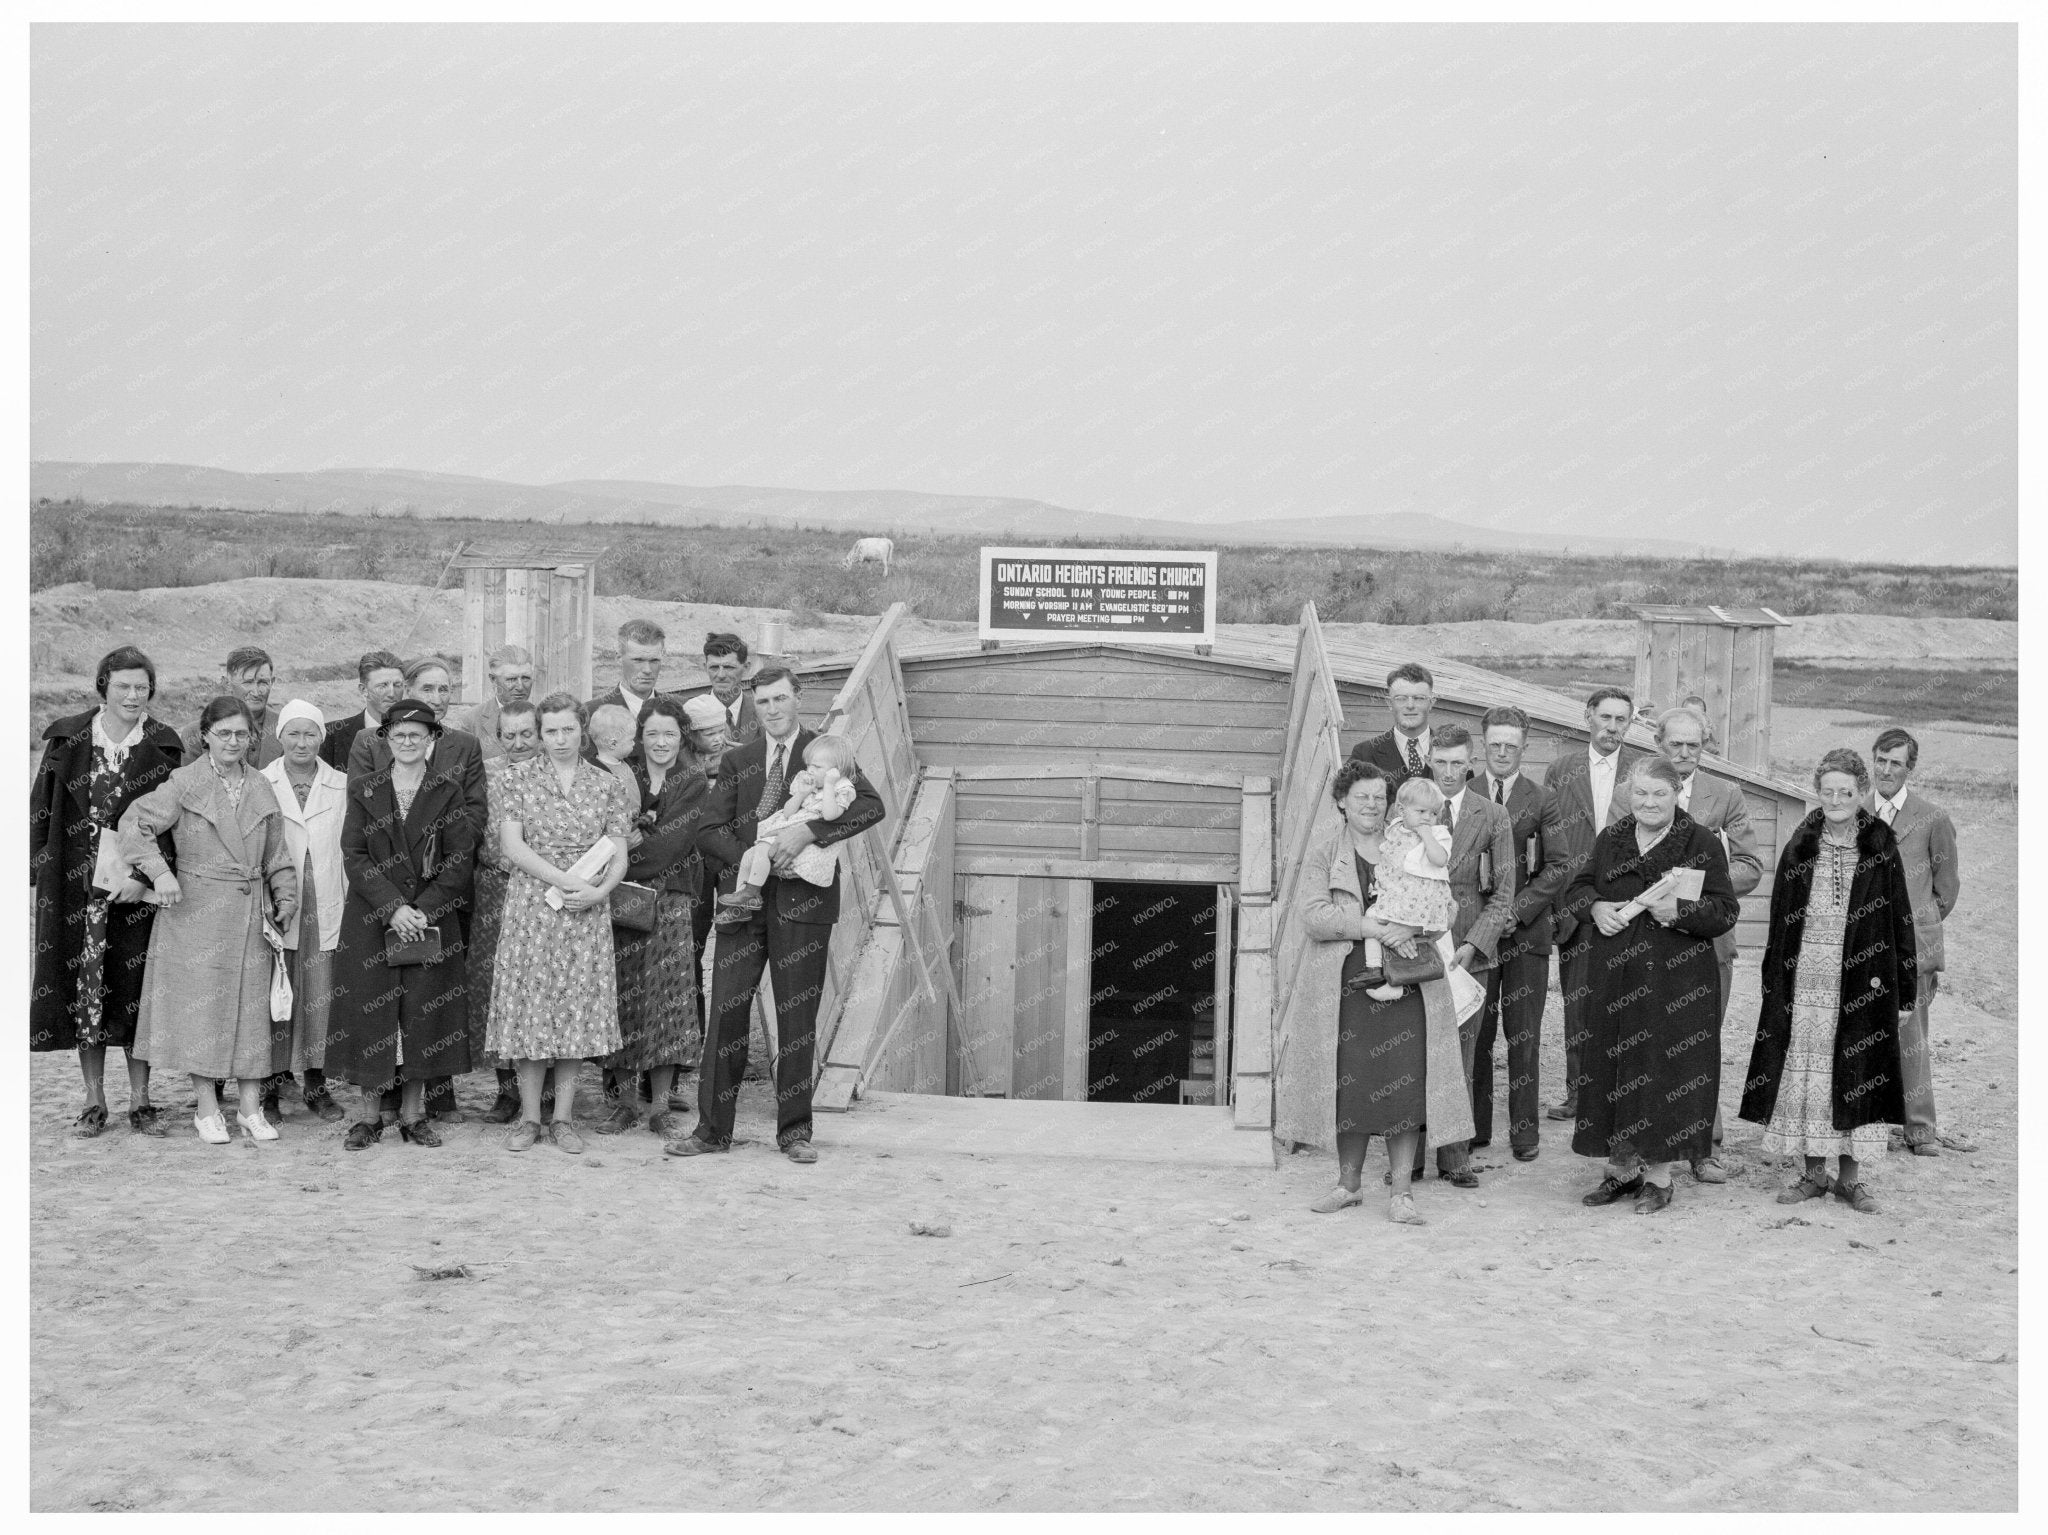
left=236, top=1110, right=279, bottom=1142
left=195, top=1112, right=231, bottom=1144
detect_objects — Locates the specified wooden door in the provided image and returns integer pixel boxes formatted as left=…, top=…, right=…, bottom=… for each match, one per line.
left=953, top=873, right=1090, bottom=1100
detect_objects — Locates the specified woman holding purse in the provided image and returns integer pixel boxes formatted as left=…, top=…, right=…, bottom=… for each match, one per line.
left=487, top=693, right=634, bottom=1153
left=1569, top=755, right=1739, bottom=1213
left=118, top=696, right=298, bottom=1144
left=596, top=697, right=712, bottom=1138
left=326, top=699, right=477, bottom=1150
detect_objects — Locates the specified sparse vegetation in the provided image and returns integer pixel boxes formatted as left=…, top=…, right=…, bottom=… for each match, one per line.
left=29, top=498, right=2018, bottom=624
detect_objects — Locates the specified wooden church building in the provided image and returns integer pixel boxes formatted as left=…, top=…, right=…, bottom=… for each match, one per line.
left=781, top=602, right=1814, bottom=1143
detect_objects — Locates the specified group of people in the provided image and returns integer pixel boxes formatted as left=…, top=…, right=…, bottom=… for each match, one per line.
left=30, top=622, right=882, bottom=1162
left=1301, top=663, right=1963, bottom=1223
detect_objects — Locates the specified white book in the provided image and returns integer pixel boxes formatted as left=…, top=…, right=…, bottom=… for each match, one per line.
left=544, top=836, right=618, bottom=910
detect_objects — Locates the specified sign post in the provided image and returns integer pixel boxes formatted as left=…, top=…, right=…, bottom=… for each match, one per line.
left=977, top=546, right=1219, bottom=646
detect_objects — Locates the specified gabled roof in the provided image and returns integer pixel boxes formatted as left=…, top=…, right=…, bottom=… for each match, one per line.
left=796, top=630, right=1814, bottom=807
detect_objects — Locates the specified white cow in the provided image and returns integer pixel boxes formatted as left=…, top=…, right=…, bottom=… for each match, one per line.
left=843, top=536, right=895, bottom=577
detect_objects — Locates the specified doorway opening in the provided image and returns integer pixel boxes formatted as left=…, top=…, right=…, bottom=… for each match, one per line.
left=1086, top=881, right=1224, bottom=1105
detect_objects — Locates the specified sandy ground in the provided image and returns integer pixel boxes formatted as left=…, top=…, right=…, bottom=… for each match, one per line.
left=28, top=782, right=2016, bottom=1511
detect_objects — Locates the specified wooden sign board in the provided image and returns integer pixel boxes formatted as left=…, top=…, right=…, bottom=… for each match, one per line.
left=978, top=546, right=1218, bottom=645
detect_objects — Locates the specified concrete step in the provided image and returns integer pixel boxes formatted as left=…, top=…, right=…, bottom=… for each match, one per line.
left=811, top=1090, right=1276, bottom=1169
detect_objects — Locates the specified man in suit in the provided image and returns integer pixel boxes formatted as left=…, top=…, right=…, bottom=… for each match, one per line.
left=347, top=654, right=490, bottom=1124
left=1657, top=705, right=1763, bottom=1183
left=1348, top=661, right=1437, bottom=790
left=1871, top=727, right=1962, bottom=1156
left=1525, top=686, right=1641, bottom=1124
left=321, top=650, right=406, bottom=770
left=587, top=618, right=669, bottom=725
left=465, top=644, right=535, bottom=761
left=696, top=631, right=762, bottom=746
left=669, top=666, right=884, bottom=1163
left=1416, top=725, right=1517, bottom=1188
left=183, top=646, right=285, bottom=769
left=1470, top=706, right=1554, bottom=1162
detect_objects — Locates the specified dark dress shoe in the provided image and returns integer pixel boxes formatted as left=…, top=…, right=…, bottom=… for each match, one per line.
left=482, top=1093, right=521, bottom=1125
left=783, top=1141, right=818, bottom=1164
left=1581, top=1173, right=1644, bottom=1207
left=1469, top=1139, right=1491, bottom=1150
left=398, top=1117, right=443, bottom=1147
left=128, top=1104, right=170, bottom=1137
left=1632, top=1181, right=1674, bottom=1214
left=1437, top=1167, right=1479, bottom=1188
left=664, top=1135, right=729, bottom=1158
left=303, top=1089, right=347, bottom=1123
left=343, top=1121, right=385, bottom=1151
left=1546, top=1101, right=1576, bottom=1121
left=1513, top=1146, right=1539, bottom=1162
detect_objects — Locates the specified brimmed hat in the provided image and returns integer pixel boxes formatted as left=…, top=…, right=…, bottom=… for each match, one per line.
left=682, top=695, right=729, bottom=731
left=378, top=698, right=443, bottom=737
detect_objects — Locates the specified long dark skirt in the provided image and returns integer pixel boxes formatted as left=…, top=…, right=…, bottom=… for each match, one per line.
left=1334, top=943, right=1428, bottom=1138
left=325, top=917, right=472, bottom=1094
left=465, top=864, right=508, bottom=1070
left=605, top=889, right=700, bottom=1073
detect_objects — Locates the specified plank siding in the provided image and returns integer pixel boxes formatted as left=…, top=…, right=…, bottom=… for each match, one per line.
left=955, top=874, right=1019, bottom=1096
left=1011, top=878, right=1073, bottom=1100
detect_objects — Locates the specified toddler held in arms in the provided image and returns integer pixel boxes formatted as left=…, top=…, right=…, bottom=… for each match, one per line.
left=716, top=734, right=859, bottom=925
left=1363, top=776, right=1455, bottom=999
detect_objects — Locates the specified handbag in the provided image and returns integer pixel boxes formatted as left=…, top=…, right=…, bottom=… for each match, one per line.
left=1382, top=935, right=1447, bottom=986
left=611, top=879, right=659, bottom=933
left=383, top=923, right=443, bottom=968
left=260, top=918, right=294, bottom=1023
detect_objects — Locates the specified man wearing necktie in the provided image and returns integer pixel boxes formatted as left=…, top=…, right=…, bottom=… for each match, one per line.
left=1470, top=706, right=1556, bottom=1161
left=1522, top=687, right=1640, bottom=1125
left=1870, top=728, right=1962, bottom=1156
left=670, top=667, right=884, bottom=1163
left=1410, top=726, right=1516, bottom=1188
left=1347, top=662, right=1438, bottom=792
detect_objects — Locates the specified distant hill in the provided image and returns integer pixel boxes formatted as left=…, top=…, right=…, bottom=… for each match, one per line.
left=32, top=460, right=1718, bottom=558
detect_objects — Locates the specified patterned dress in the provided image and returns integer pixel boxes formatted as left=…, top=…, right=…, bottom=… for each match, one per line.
left=69, top=740, right=132, bottom=1048
left=605, top=763, right=707, bottom=1075
left=485, top=756, right=634, bottom=1061
left=1761, top=836, right=1890, bottom=1160
left=464, top=755, right=516, bottom=1070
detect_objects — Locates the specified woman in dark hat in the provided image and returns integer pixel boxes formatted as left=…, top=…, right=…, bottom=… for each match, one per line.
left=325, top=698, right=477, bottom=1149
left=30, top=646, right=187, bottom=1136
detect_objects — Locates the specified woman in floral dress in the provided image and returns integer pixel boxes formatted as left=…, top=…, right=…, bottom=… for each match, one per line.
left=1741, top=748, right=1917, bottom=1216
left=29, top=646, right=186, bottom=1136
left=487, top=692, right=634, bottom=1154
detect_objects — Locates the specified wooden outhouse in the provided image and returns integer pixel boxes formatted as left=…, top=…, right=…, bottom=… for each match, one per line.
left=1630, top=603, right=1792, bottom=773
left=785, top=602, right=1814, bottom=1141
left=451, top=543, right=602, bottom=705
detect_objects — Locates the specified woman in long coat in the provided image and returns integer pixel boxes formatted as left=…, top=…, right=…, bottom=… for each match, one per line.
left=326, top=699, right=477, bottom=1149
left=1740, top=748, right=1916, bottom=1215
left=597, top=697, right=712, bottom=1139
left=30, top=646, right=186, bottom=1136
left=1289, top=758, right=1473, bottom=1226
left=119, top=696, right=299, bottom=1144
left=260, top=700, right=352, bottom=1121
left=1569, top=755, right=1739, bottom=1214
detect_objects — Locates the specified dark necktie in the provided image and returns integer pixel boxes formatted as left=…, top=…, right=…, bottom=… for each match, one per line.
left=1493, top=777, right=1505, bottom=805
left=755, top=742, right=788, bottom=821
left=1404, top=736, right=1423, bottom=777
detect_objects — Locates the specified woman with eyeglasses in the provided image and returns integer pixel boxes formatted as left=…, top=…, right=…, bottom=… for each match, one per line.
left=30, top=646, right=187, bottom=1137
left=118, top=696, right=298, bottom=1143
left=1741, top=748, right=1918, bottom=1215
left=326, top=699, right=478, bottom=1149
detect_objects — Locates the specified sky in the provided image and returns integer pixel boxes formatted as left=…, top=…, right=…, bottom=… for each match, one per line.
left=30, top=23, right=2017, bottom=563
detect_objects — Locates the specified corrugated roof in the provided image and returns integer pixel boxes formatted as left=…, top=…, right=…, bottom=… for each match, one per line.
left=795, top=630, right=1815, bottom=806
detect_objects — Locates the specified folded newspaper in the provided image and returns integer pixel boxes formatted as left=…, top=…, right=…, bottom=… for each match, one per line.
left=544, top=835, right=619, bottom=910
left=1617, top=865, right=1704, bottom=922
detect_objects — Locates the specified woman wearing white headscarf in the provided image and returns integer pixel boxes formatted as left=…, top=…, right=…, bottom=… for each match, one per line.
left=260, top=700, right=352, bottom=1121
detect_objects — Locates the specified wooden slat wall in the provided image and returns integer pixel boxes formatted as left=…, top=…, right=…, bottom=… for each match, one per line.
left=955, top=873, right=1020, bottom=1096
left=954, top=772, right=1241, bottom=864
left=895, top=650, right=1289, bottom=779
left=1267, top=604, right=1346, bottom=1137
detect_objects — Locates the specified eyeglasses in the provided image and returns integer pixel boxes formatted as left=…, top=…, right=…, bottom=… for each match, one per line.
left=387, top=731, right=432, bottom=746
left=208, top=729, right=252, bottom=742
